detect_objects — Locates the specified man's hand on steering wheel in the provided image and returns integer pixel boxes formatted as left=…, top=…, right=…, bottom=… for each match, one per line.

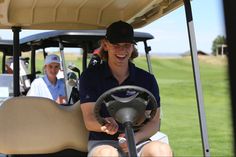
left=100, top=117, right=119, bottom=135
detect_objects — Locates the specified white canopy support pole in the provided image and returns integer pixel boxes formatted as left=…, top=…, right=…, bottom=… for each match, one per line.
left=144, top=40, right=153, bottom=74
left=59, top=39, right=69, bottom=103
left=183, top=0, right=210, bottom=156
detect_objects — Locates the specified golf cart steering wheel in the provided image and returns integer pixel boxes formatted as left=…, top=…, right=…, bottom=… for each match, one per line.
left=94, top=85, right=158, bottom=131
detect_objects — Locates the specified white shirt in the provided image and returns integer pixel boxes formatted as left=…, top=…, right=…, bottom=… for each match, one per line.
left=27, top=77, right=53, bottom=100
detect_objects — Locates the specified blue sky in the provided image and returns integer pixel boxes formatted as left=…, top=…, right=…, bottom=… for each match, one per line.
left=136, top=0, right=226, bottom=54
left=0, top=0, right=225, bottom=55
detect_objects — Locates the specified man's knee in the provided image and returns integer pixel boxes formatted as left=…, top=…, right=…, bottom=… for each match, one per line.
left=90, top=145, right=119, bottom=157
left=141, top=141, right=173, bottom=157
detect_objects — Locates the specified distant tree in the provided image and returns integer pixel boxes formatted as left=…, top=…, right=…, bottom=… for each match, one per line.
left=181, top=50, right=190, bottom=57
left=211, top=35, right=226, bottom=55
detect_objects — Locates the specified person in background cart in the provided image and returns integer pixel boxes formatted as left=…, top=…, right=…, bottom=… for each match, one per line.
left=27, top=54, right=66, bottom=104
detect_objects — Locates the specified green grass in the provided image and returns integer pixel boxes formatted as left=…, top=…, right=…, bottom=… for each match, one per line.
left=134, top=56, right=233, bottom=156
left=0, top=53, right=233, bottom=156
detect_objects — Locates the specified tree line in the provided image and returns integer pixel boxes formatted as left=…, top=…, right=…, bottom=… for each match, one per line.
left=212, top=35, right=227, bottom=55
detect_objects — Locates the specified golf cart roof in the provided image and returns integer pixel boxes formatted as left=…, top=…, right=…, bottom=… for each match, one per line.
left=20, top=30, right=154, bottom=52
left=0, top=0, right=184, bottom=29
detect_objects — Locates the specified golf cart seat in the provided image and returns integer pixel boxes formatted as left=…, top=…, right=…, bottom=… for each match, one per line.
left=0, top=97, right=88, bottom=156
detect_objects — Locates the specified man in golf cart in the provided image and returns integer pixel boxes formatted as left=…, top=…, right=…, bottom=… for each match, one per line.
left=80, top=21, right=172, bottom=157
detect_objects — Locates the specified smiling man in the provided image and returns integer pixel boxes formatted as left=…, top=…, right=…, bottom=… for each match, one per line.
left=79, top=21, right=172, bottom=157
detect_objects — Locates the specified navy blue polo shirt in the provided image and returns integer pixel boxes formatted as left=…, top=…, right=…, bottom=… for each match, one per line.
left=79, top=61, right=160, bottom=141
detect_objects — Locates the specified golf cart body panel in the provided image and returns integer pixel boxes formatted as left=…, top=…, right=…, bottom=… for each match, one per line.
left=0, top=97, right=88, bottom=154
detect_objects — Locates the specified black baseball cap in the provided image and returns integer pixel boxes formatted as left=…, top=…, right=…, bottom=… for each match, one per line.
left=105, top=20, right=136, bottom=44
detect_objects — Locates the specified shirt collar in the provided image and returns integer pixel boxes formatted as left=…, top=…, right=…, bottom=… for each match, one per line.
left=43, top=75, right=58, bottom=87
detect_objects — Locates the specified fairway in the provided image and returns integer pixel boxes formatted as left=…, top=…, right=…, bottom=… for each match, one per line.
left=134, top=55, right=232, bottom=156
left=0, top=53, right=233, bottom=156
